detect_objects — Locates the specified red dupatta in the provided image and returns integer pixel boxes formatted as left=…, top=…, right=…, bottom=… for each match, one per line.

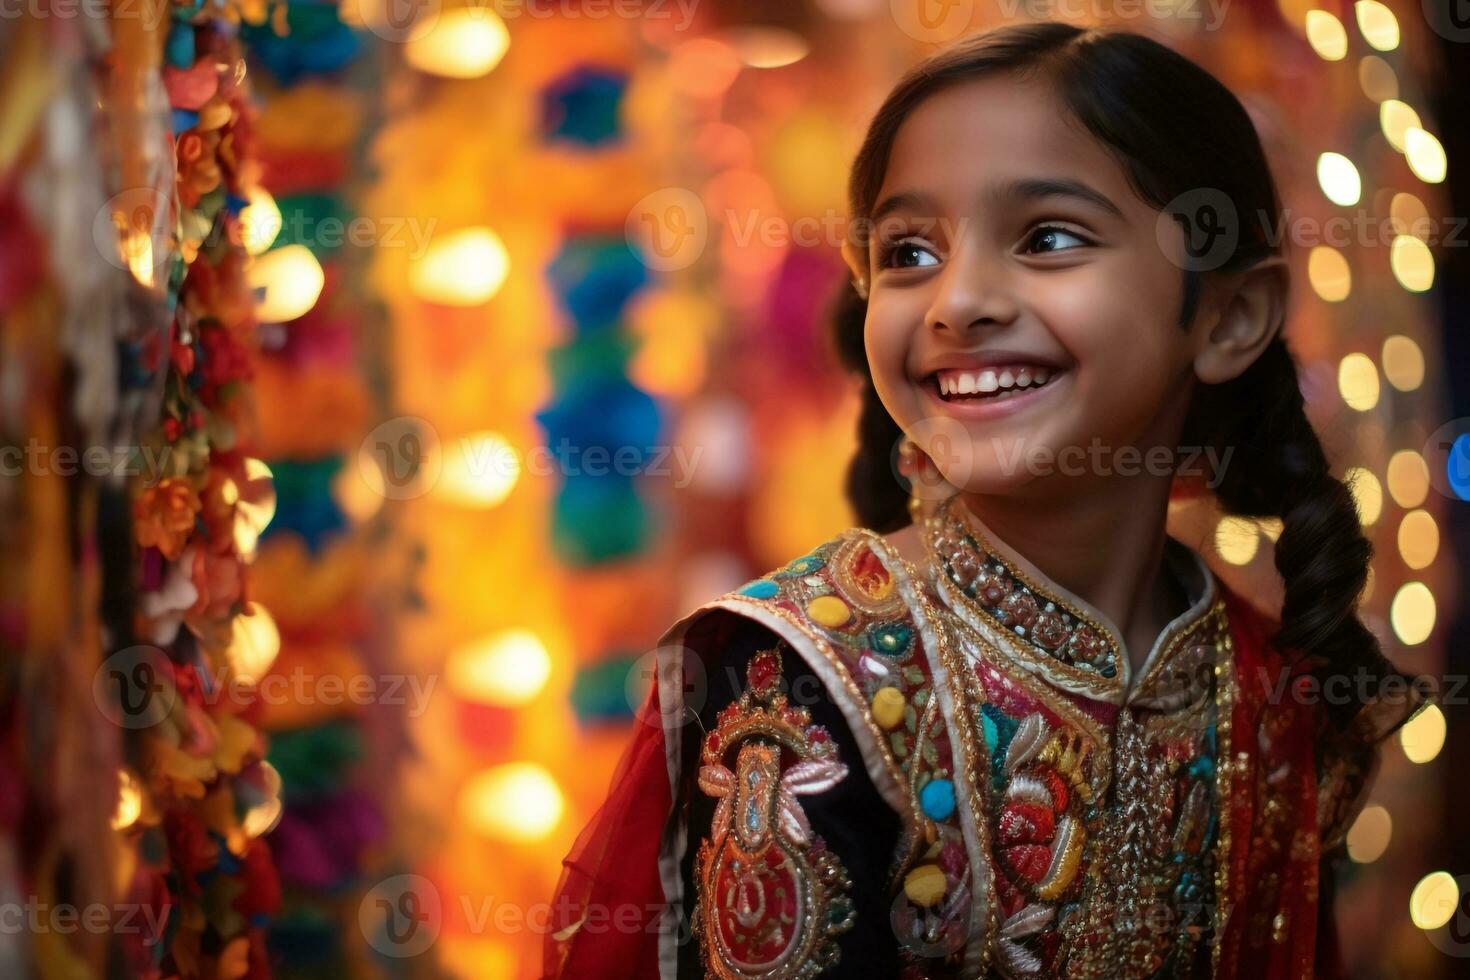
left=543, top=683, right=673, bottom=979
left=1214, top=583, right=1323, bottom=978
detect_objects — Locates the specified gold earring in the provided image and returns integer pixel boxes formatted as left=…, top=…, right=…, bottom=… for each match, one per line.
left=897, top=438, right=923, bottom=518
left=853, top=278, right=868, bottom=300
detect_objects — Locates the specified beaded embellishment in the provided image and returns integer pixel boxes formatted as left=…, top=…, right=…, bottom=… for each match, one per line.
left=930, top=497, right=1120, bottom=680
left=693, top=646, right=856, bottom=979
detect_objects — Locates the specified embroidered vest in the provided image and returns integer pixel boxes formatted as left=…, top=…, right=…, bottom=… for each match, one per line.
left=655, top=497, right=1370, bottom=978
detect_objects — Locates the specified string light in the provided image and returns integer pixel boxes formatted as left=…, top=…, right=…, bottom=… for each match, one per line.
left=728, top=27, right=809, bottom=68
left=410, top=228, right=509, bottom=306
left=1305, top=11, right=1348, bottom=61
left=1386, top=450, right=1430, bottom=507
left=1337, top=352, right=1380, bottom=411
left=1404, top=128, right=1447, bottom=183
left=1357, top=55, right=1397, bottom=101
left=1397, top=510, right=1438, bottom=570
left=460, top=764, right=564, bottom=842
left=1307, top=246, right=1351, bottom=302
left=1354, top=1, right=1400, bottom=52
left=438, top=432, right=519, bottom=508
left=1379, top=100, right=1421, bottom=152
left=1390, top=234, right=1435, bottom=292
left=249, top=244, right=325, bottom=322
left=1381, top=334, right=1425, bottom=391
left=1400, top=703, right=1446, bottom=763
left=232, top=458, right=277, bottom=556
left=239, top=188, right=282, bottom=255
left=1317, top=152, right=1361, bottom=206
left=1344, top=467, right=1382, bottom=525
left=1390, top=582, right=1435, bottom=646
left=112, top=769, right=142, bottom=831
left=405, top=10, right=510, bottom=79
left=241, top=761, right=284, bottom=838
left=447, top=629, right=551, bottom=707
left=1214, top=517, right=1260, bottom=565
left=1346, top=805, right=1391, bottom=863
left=1409, top=871, right=1459, bottom=930
left=228, top=601, right=282, bottom=684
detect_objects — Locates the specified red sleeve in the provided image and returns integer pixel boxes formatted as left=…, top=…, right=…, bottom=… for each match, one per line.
left=543, top=681, right=671, bottom=979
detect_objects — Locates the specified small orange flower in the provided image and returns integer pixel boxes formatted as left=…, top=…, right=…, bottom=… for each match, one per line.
left=178, top=132, right=204, bottom=165
left=135, top=477, right=202, bottom=560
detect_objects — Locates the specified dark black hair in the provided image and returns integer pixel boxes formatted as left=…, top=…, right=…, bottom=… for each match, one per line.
left=831, top=21, right=1410, bottom=733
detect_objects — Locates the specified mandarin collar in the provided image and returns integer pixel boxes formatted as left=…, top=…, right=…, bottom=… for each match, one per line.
left=920, top=494, right=1220, bottom=707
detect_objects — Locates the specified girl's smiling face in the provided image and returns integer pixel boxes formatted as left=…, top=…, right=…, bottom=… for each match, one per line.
left=856, top=74, right=1203, bottom=497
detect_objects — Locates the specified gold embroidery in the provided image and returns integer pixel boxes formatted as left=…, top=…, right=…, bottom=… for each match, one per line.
left=695, top=516, right=1265, bottom=977
left=693, top=645, right=855, bottom=979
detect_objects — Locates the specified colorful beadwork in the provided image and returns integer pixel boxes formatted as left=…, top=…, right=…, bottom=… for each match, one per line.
left=931, top=497, right=1121, bottom=681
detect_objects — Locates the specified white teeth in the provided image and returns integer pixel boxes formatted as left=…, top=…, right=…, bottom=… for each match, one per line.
left=934, top=365, right=1059, bottom=400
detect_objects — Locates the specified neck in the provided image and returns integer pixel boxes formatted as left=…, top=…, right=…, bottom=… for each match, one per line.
left=956, top=473, right=1184, bottom=676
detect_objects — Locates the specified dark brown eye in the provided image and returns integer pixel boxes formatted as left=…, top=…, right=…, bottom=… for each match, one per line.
left=881, top=240, right=939, bottom=269
left=1027, top=225, right=1090, bottom=253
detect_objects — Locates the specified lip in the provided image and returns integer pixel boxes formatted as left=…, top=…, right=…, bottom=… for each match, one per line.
left=919, top=348, right=1069, bottom=374
left=917, top=366, right=1069, bottom=421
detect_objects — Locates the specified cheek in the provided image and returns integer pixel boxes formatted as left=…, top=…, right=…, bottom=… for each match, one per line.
left=1038, top=270, right=1189, bottom=428
left=862, top=301, right=923, bottom=422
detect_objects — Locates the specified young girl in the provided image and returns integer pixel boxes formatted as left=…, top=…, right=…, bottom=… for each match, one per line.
left=545, top=22, right=1425, bottom=979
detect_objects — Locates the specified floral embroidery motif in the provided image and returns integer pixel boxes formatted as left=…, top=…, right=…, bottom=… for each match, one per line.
left=726, top=534, right=980, bottom=973
left=693, top=646, right=855, bottom=979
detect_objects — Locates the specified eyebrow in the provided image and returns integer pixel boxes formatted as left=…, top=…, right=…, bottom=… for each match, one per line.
left=869, top=177, right=1124, bottom=227
left=869, top=190, right=934, bottom=227
left=994, top=177, right=1124, bottom=219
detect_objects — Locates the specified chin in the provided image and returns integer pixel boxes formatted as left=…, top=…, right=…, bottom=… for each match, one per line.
left=933, top=464, right=1039, bottom=498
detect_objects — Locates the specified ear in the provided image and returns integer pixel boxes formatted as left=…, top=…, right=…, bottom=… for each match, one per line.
left=841, top=238, right=869, bottom=299
left=1193, top=255, right=1289, bottom=385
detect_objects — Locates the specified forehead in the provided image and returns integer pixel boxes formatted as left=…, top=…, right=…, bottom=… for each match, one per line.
left=877, top=74, right=1143, bottom=217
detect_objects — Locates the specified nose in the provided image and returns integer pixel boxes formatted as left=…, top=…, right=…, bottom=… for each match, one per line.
left=923, top=246, right=1020, bottom=335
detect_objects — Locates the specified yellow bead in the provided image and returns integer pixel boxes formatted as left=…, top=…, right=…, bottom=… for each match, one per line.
left=903, top=864, right=947, bottom=907
left=871, top=687, right=905, bottom=730
left=806, top=595, right=851, bottom=628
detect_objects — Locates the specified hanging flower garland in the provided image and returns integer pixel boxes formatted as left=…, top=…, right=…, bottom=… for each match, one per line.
left=116, top=3, right=286, bottom=978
